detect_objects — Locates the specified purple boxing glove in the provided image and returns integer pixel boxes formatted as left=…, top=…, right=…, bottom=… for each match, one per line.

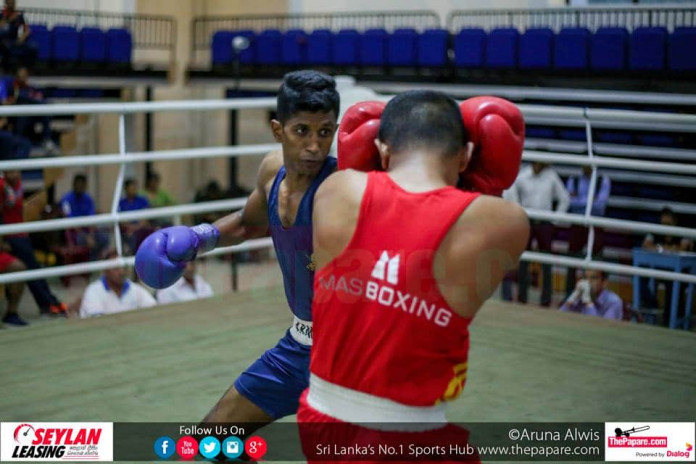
left=135, top=224, right=219, bottom=289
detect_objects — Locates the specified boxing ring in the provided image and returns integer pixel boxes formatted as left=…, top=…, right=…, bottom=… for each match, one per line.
left=1, top=90, right=695, bottom=458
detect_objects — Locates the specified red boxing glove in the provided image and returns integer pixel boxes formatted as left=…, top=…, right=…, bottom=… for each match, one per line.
left=459, top=96, right=525, bottom=196
left=337, top=101, right=386, bottom=171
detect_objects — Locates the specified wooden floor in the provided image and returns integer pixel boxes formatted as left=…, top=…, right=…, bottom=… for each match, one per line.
left=2, top=285, right=695, bottom=461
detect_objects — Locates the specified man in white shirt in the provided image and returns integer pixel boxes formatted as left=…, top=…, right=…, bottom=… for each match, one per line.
left=504, top=162, right=570, bottom=306
left=79, top=255, right=156, bottom=318
left=156, top=261, right=214, bottom=304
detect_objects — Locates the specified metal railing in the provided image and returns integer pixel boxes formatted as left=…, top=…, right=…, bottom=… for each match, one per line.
left=190, top=11, right=440, bottom=65
left=0, top=91, right=694, bottom=292
left=447, top=5, right=696, bottom=32
left=23, top=7, right=176, bottom=63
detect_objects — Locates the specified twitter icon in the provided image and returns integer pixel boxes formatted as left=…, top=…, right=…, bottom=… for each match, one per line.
left=199, top=436, right=221, bottom=459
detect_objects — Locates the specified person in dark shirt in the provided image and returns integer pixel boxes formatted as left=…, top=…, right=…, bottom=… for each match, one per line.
left=1, top=170, right=67, bottom=316
left=0, top=0, right=37, bottom=71
left=60, top=173, right=109, bottom=259
left=118, top=178, right=151, bottom=254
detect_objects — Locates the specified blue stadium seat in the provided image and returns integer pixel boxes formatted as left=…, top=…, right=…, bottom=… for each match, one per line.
left=332, top=29, right=359, bottom=66
left=282, top=29, right=307, bottom=65
left=596, top=131, right=633, bottom=144
left=636, top=134, right=677, bottom=147
left=525, top=127, right=556, bottom=139
left=559, top=129, right=587, bottom=141
left=417, top=28, right=448, bottom=67
left=360, top=28, right=387, bottom=66
left=519, top=28, right=553, bottom=69
left=30, top=24, right=50, bottom=61
left=485, top=28, right=519, bottom=69
left=591, top=27, right=628, bottom=71
left=307, top=29, right=332, bottom=65
left=213, top=30, right=256, bottom=65
left=236, top=30, right=256, bottom=64
left=554, top=28, right=590, bottom=70
left=80, top=27, right=106, bottom=62
left=106, top=28, right=132, bottom=64
left=669, top=27, right=696, bottom=71
left=388, top=28, right=417, bottom=67
left=630, top=27, right=667, bottom=71
left=453, top=28, right=486, bottom=68
left=211, top=31, right=234, bottom=64
left=51, top=26, right=79, bottom=62
left=257, top=29, right=282, bottom=65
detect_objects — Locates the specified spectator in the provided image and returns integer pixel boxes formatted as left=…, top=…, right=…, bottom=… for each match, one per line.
left=0, top=0, right=37, bottom=71
left=79, top=249, right=156, bottom=318
left=59, top=173, right=109, bottom=259
left=193, top=180, right=226, bottom=224
left=504, top=162, right=570, bottom=306
left=640, top=207, right=693, bottom=326
left=0, top=170, right=67, bottom=316
left=0, top=242, right=26, bottom=326
left=565, top=166, right=611, bottom=296
left=143, top=171, right=175, bottom=227
left=155, top=261, right=213, bottom=305
left=118, top=178, right=151, bottom=254
left=642, top=207, right=693, bottom=252
left=560, top=269, right=623, bottom=320
left=0, top=77, right=31, bottom=160
left=10, top=67, right=57, bottom=154
left=143, top=171, right=175, bottom=208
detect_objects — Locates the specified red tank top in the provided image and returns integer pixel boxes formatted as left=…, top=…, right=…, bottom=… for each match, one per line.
left=311, top=171, right=480, bottom=407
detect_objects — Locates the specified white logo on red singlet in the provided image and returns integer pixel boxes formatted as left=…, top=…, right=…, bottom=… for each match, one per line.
left=318, top=251, right=452, bottom=327
left=370, top=251, right=400, bottom=285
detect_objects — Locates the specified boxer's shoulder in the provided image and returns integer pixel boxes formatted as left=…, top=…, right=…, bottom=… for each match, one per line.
left=257, top=150, right=284, bottom=190
left=316, top=169, right=367, bottom=206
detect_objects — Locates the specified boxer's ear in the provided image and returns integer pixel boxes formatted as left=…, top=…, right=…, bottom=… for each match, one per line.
left=270, top=119, right=283, bottom=142
left=375, top=138, right=390, bottom=171
left=458, top=141, right=474, bottom=173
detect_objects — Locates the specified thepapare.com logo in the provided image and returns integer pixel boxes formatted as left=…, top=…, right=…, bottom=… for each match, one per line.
left=1, top=422, right=113, bottom=461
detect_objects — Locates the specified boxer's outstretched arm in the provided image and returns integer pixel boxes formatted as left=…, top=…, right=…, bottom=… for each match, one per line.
left=214, top=151, right=281, bottom=247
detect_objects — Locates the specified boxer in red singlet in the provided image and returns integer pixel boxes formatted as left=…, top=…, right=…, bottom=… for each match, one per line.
left=297, top=91, right=529, bottom=463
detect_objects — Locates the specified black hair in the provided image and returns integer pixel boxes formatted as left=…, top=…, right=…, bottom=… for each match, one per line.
left=276, top=70, right=339, bottom=123
left=378, top=90, right=467, bottom=157
left=124, top=178, right=136, bottom=189
left=73, top=173, right=87, bottom=184
left=146, top=171, right=160, bottom=186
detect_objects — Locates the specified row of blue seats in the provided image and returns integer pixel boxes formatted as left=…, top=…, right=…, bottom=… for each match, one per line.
left=212, top=26, right=696, bottom=71
left=527, top=126, right=681, bottom=147
left=31, top=25, right=132, bottom=64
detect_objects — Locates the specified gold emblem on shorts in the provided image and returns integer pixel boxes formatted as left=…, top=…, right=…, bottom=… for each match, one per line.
left=306, top=253, right=316, bottom=271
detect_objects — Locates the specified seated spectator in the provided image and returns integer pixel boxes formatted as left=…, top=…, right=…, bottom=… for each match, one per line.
left=565, top=166, right=611, bottom=296
left=144, top=171, right=175, bottom=208
left=0, top=0, right=37, bottom=71
left=143, top=171, right=175, bottom=227
left=0, top=241, right=26, bottom=326
left=193, top=180, right=226, bottom=224
left=79, top=249, right=156, bottom=318
left=640, top=207, right=693, bottom=326
left=642, top=207, right=693, bottom=252
left=10, top=67, right=57, bottom=153
left=60, top=173, right=109, bottom=259
left=560, top=269, right=622, bottom=320
left=118, top=178, right=151, bottom=254
left=1, top=170, right=67, bottom=316
left=0, top=78, right=31, bottom=160
left=156, top=261, right=213, bottom=305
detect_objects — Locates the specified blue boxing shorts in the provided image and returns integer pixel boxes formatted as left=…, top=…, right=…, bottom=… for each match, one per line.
left=234, top=316, right=312, bottom=419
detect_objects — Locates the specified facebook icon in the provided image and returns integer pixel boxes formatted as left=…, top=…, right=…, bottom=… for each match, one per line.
left=154, top=436, right=176, bottom=459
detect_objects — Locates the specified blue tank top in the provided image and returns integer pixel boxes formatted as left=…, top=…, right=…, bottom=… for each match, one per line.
left=267, top=156, right=337, bottom=321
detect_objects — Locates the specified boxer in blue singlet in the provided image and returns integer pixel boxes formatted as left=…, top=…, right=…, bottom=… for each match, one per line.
left=135, top=70, right=339, bottom=426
